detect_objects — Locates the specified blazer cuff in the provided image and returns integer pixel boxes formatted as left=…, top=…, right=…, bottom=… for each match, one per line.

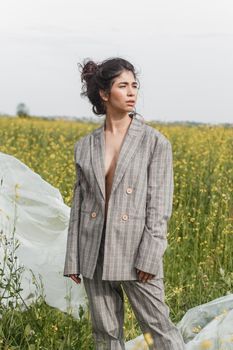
left=63, top=263, right=80, bottom=277
left=134, top=226, right=167, bottom=276
left=63, top=266, right=80, bottom=277
left=63, top=219, right=81, bottom=276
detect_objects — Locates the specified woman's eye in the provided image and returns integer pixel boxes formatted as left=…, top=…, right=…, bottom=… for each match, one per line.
left=119, top=85, right=138, bottom=89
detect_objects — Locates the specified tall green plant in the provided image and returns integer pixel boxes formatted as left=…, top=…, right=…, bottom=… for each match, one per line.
left=0, top=180, right=25, bottom=314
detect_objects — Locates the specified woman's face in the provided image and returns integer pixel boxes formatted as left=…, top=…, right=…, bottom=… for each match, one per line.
left=100, top=69, right=139, bottom=115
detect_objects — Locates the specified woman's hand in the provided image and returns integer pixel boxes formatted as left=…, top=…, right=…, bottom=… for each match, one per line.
left=136, top=268, right=155, bottom=283
left=69, top=274, right=82, bottom=284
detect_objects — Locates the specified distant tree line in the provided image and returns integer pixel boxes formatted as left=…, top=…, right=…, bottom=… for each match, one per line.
left=16, top=103, right=30, bottom=118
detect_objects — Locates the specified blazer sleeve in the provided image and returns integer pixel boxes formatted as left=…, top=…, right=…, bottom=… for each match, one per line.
left=63, top=142, right=83, bottom=277
left=134, top=138, right=174, bottom=276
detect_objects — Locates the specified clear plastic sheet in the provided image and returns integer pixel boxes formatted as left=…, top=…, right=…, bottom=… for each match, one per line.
left=177, top=293, right=233, bottom=349
left=0, top=151, right=87, bottom=318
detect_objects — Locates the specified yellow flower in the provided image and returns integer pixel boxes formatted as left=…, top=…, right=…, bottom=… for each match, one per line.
left=192, top=325, right=202, bottom=333
left=200, top=339, right=213, bottom=349
left=144, top=332, right=154, bottom=346
left=51, top=324, right=58, bottom=332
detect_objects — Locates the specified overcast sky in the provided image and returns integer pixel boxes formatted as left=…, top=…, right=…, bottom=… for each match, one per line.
left=0, top=0, right=233, bottom=124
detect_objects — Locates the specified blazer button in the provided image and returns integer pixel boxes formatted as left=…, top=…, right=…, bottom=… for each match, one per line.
left=126, top=187, right=133, bottom=194
left=91, top=211, right=97, bottom=218
left=122, top=214, right=128, bottom=221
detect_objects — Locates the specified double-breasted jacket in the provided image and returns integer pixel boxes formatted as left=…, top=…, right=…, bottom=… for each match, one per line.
left=63, top=114, right=174, bottom=280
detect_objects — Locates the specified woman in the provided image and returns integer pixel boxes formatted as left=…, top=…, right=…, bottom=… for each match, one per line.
left=63, top=57, right=185, bottom=349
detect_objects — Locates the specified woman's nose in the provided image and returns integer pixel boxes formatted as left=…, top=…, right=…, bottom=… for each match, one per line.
left=127, top=88, right=135, bottom=96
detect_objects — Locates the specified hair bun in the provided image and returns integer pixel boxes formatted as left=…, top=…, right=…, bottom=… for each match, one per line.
left=79, top=59, right=99, bottom=83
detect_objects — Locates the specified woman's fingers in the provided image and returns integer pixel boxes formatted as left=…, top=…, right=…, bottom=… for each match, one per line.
left=70, top=274, right=82, bottom=284
left=136, top=269, right=155, bottom=282
left=138, top=271, right=144, bottom=282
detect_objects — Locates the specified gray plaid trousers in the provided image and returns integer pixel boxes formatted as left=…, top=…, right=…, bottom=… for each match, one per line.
left=82, top=224, right=185, bottom=350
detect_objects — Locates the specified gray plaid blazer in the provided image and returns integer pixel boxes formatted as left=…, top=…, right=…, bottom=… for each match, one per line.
left=63, top=114, right=174, bottom=280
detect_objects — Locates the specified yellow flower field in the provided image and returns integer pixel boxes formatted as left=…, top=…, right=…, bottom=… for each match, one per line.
left=0, top=116, right=232, bottom=349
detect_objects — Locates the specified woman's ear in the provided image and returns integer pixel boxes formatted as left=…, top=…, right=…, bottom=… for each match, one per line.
left=99, top=89, right=108, bottom=102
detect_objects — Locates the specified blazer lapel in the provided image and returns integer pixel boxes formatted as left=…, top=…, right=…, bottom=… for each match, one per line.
left=91, top=125, right=106, bottom=203
left=91, top=114, right=145, bottom=202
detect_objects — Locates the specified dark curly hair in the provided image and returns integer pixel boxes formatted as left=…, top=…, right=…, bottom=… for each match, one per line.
left=78, top=57, right=140, bottom=116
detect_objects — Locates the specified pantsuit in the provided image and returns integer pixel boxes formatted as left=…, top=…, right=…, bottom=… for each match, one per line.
left=64, top=114, right=185, bottom=349
left=82, top=221, right=185, bottom=350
